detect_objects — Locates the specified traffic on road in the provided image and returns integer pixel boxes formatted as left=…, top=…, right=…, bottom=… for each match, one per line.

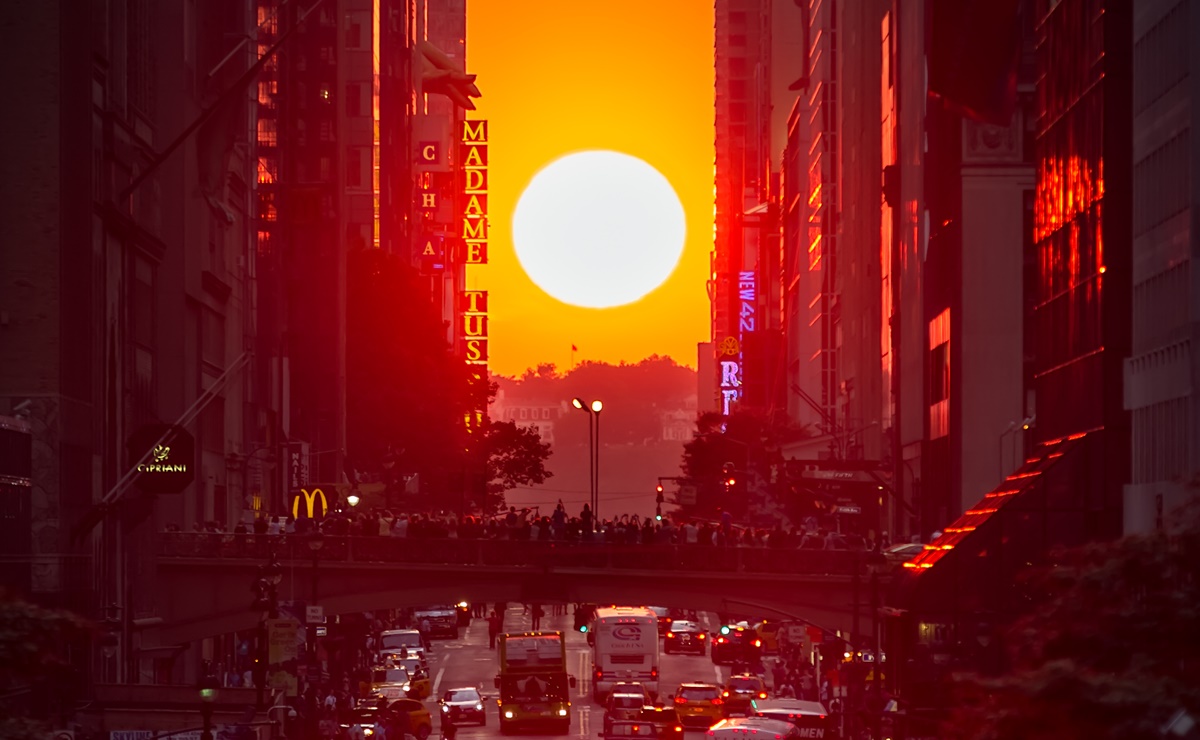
left=325, top=601, right=839, bottom=740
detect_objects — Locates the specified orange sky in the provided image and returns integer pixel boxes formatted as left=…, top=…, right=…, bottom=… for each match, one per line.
left=466, top=1, right=715, bottom=378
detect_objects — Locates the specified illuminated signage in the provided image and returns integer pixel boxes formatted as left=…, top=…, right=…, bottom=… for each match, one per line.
left=419, top=234, right=446, bottom=272
left=739, top=271, right=756, bottom=332
left=718, top=337, right=740, bottom=415
left=460, top=119, right=488, bottom=265
left=291, top=487, right=329, bottom=519
left=127, top=424, right=195, bottom=494
left=459, top=289, right=488, bottom=364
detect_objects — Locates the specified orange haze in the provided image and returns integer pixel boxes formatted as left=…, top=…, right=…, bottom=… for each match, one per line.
left=467, top=1, right=715, bottom=378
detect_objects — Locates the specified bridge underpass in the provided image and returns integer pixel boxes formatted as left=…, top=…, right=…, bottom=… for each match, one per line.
left=151, top=534, right=890, bottom=645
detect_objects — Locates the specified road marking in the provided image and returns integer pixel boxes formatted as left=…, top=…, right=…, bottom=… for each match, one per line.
left=714, top=664, right=724, bottom=685
left=433, top=666, right=445, bottom=697
left=576, top=705, right=590, bottom=737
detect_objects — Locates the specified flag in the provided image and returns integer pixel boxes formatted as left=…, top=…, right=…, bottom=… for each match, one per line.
left=571, top=344, right=578, bottom=352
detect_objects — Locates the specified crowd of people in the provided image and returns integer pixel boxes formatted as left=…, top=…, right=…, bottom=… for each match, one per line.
left=169, top=499, right=891, bottom=553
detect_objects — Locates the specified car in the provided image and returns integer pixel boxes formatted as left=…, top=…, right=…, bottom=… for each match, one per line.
left=648, top=606, right=672, bottom=635
left=722, top=674, right=769, bottom=716
left=749, top=698, right=832, bottom=737
left=370, top=667, right=428, bottom=701
left=341, top=702, right=435, bottom=740
left=634, top=705, right=685, bottom=739
left=379, top=629, right=426, bottom=660
left=439, top=686, right=486, bottom=727
left=753, top=621, right=783, bottom=654
left=706, top=717, right=803, bottom=738
left=604, top=685, right=651, bottom=732
left=711, top=625, right=762, bottom=666
left=600, top=720, right=659, bottom=739
left=454, top=601, right=472, bottom=626
left=883, top=541, right=926, bottom=565
left=663, top=620, right=707, bottom=656
left=413, top=605, right=459, bottom=639
left=386, top=697, right=434, bottom=739
left=672, top=682, right=725, bottom=728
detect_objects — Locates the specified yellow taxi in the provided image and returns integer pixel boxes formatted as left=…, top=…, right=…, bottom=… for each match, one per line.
left=722, top=674, right=769, bottom=716
left=754, top=621, right=782, bottom=654
left=387, top=697, right=434, bottom=739
left=371, top=667, right=430, bottom=702
left=673, top=682, right=726, bottom=729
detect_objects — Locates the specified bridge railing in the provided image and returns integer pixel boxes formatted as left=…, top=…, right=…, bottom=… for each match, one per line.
left=156, top=532, right=863, bottom=576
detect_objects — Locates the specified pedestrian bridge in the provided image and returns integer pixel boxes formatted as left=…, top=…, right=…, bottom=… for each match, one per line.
left=152, top=533, right=888, bottom=644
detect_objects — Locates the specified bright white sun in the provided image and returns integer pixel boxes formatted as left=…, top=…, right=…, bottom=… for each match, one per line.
left=512, top=150, right=687, bottom=309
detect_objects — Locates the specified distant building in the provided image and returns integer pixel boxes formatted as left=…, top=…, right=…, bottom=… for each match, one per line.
left=490, top=388, right=561, bottom=446
left=1124, top=0, right=1200, bottom=533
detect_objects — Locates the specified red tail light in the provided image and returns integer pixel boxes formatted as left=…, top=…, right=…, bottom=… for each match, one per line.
left=697, top=633, right=706, bottom=639
left=711, top=697, right=724, bottom=706
left=759, top=692, right=768, bottom=699
left=723, top=691, right=730, bottom=698
left=594, top=669, right=603, bottom=679
left=651, top=668, right=658, bottom=678
left=674, top=697, right=686, bottom=705
left=754, top=640, right=762, bottom=647
left=673, top=726, right=683, bottom=734
left=666, top=632, right=674, bottom=638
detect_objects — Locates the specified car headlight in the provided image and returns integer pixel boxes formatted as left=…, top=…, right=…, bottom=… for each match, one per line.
left=474, top=703, right=483, bottom=711
left=363, top=728, right=374, bottom=736
left=558, top=708, right=568, bottom=716
left=441, top=705, right=450, bottom=712
left=457, top=601, right=468, bottom=608
left=504, top=710, right=514, bottom=719
left=402, top=683, right=411, bottom=691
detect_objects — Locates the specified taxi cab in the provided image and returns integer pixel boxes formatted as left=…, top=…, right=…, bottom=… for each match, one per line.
left=635, top=705, right=685, bottom=739
left=721, top=674, right=768, bottom=716
left=371, top=667, right=430, bottom=702
left=673, top=682, right=726, bottom=728
left=706, top=717, right=802, bottom=738
left=754, top=621, right=783, bottom=654
left=750, top=698, right=832, bottom=738
left=711, top=626, right=762, bottom=666
left=601, top=720, right=659, bottom=739
left=382, top=656, right=431, bottom=695
left=386, top=697, right=434, bottom=739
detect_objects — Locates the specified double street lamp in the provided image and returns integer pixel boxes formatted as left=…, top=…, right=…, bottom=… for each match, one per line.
left=571, top=398, right=604, bottom=530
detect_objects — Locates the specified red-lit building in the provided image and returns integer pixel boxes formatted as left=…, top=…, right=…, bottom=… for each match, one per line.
left=710, top=0, right=773, bottom=417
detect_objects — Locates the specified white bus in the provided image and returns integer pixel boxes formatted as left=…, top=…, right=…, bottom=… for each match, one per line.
left=591, top=606, right=659, bottom=702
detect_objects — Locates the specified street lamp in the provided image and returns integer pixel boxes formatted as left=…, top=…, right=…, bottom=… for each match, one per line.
left=572, top=398, right=596, bottom=532
left=251, top=554, right=281, bottom=709
left=346, top=492, right=360, bottom=508
left=591, top=400, right=603, bottom=528
left=199, top=662, right=219, bottom=740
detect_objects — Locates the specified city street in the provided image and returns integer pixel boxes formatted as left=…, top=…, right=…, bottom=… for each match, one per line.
left=423, top=605, right=734, bottom=738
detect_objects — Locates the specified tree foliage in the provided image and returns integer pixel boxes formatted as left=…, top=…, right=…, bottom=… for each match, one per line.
left=0, top=592, right=92, bottom=739
left=483, top=418, right=553, bottom=512
left=941, top=508, right=1200, bottom=739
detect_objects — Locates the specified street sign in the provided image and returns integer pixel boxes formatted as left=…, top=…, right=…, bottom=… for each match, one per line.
left=678, top=484, right=698, bottom=506
left=306, top=605, right=325, bottom=624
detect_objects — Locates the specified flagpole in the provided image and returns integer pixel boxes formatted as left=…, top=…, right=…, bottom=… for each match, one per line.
left=571, top=346, right=575, bottom=369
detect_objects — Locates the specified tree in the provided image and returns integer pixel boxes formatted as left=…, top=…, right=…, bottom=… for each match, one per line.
left=0, top=592, right=92, bottom=740
left=940, top=507, right=1200, bottom=740
left=482, top=419, right=553, bottom=513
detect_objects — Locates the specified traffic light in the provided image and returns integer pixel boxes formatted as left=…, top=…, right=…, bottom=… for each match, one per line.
left=720, top=625, right=731, bottom=636
left=655, top=484, right=664, bottom=504
left=655, top=505, right=663, bottom=521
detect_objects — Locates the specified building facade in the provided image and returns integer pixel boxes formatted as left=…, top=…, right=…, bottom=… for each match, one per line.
left=1124, top=0, right=1200, bottom=533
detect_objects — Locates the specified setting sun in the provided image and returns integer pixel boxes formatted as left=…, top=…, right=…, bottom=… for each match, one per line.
left=467, top=1, right=715, bottom=376
left=513, top=150, right=686, bottom=309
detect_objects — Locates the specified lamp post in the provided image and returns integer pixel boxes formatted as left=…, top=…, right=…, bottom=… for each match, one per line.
left=251, top=555, right=282, bottom=709
left=572, top=398, right=596, bottom=531
left=591, top=400, right=603, bottom=526
left=346, top=492, right=360, bottom=508
left=307, top=531, right=324, bottom=682
left=198, top=662, right=219, bottom=740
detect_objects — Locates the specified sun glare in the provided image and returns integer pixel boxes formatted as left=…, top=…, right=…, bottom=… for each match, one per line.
left=511, top=150, right=687, bottom=309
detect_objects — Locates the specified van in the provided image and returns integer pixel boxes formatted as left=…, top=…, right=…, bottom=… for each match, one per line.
left=706, top=717, right=802, bottom=738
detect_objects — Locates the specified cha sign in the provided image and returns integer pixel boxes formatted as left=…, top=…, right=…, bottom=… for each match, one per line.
left=127, top=424, right=195, bottom=494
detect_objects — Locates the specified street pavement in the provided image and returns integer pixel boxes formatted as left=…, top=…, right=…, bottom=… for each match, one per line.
left=420, top=604, right=736, bottom=738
